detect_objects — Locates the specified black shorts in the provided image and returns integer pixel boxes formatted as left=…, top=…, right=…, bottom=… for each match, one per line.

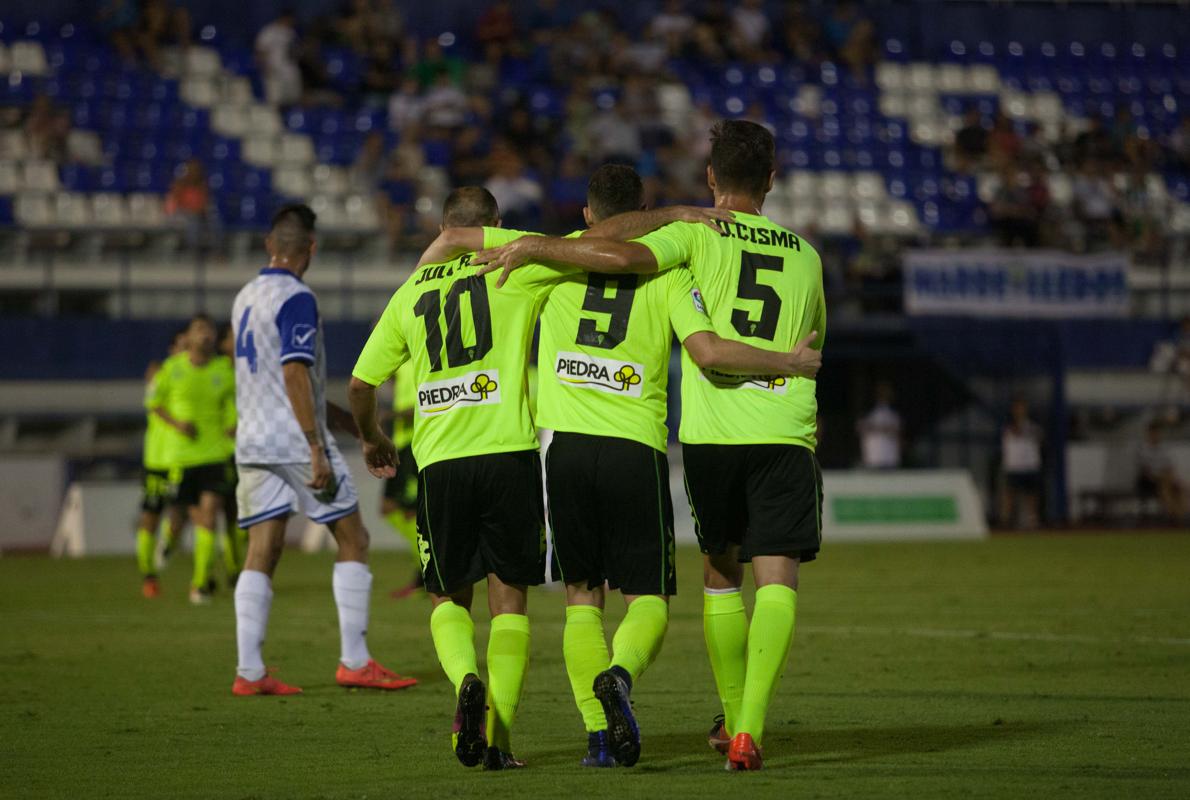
left=416, top=449, right=546, bottom=595
left=1006, top=471, right=1041, bottom=493
left=382, top=445, right=419, bottom=511
left=172, top=461, right=236, bottom=508
left=141, top=468, right=172, bottom=513
left=1137, top=474, right=1160, bottom=498
left=682, top=443, right=822, bottom=563
left=547, top=433, right=677, bottom=596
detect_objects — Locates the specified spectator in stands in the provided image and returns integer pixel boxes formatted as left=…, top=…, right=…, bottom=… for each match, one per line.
left=1072, top=159, right=1123, bottom=250
left=420, top=71, right=469, bottom=130
left=296, top=31, right=342, bottom=107
left=987, top=111, right=1022, bottom=168
left=824, top=1, right=862, bottom=56
left=484, top=144, right=543, bottom=229
left=650, top=0, right=696, bottom=54
left=348, top=131, right=387, bottom=195
left=839, top=17, right=878, bottom=84
left=377, top=145, right=417, bottom=254
left=387, top=77, right=424, bottom=132
left=164, top=159, right=218, bottom=253
left=24, top=95, right=70, bottom=162
left=98, top=0, right=140, bottom=64
left=1148, top=315, right=1190, bottom=394
left=413, top=39, right=465, bottom=89
left=730, top=0, right=771, bottom=56
left=256, top=11, right=302, bottom=108
left=1000, top=398, right=1043, bottom=529
left=1120, top=167, right=1166, bottom=264
left=138, top=0, right=193, bottom=72
left=1073, top=117, right=1114, bottom=166
left=588, top=100, right=643, bottom=164
left=989, top=166, right=1041, bottom=247
left=360, top=40, right=399, bottom=102
left=953, top=108, right=988, bottom=173
left=857, top=382, right=903, bottom=469
left=1018, top=121, right=1053, bottom=169
left=780, top=1, right=826, bottom=64
left=476, top=0, right=518, bottom=61
left=1167, top=115, right=1190, bottom=171
left=1137, top=422, right=1187, bottom=523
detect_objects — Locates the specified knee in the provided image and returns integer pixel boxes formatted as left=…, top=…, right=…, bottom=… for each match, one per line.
left=704, top=557, right=743, bottom=590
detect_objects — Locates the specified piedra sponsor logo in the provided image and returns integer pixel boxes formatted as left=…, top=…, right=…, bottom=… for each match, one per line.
left=417, top=370, right=501, bottom=415
left=554, top=351, right=645, bottom=397
left=700, top=367, right=790, bottom=394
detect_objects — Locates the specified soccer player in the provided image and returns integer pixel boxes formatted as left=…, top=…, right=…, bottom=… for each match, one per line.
left=216, top=322, right=248, bottom=586
left=150, top=313, right=237, bottom=605
left=348, top=187, right=571, bottom=770
left=379, top=361, right=423, bottom=599
left=473, top=120, right=826, bottom=770
left=415, top=166, right=820, bottom=768
left=229, top=203, right=417, bottom=697
left=135, top=329, right=187, bottom=598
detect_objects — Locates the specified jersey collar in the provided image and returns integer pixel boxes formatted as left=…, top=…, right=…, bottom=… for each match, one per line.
left=260, top=267, right=303, bottom=281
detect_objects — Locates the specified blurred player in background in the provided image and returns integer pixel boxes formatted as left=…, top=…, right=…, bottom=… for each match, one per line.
left=230, top=204, right=417, bottom=696
left=349, top=188, right=566, bottom=771
left=473, top=120, right=826, bottom=771
left=418, top=165, right=818, bottom=768
left=149, top=313, right=236, bottom=605
left=135, top=327, right=188, bottom=598
left=380, top=360, right=423, bottom=599
left=217, top=322, right=248, bottom=585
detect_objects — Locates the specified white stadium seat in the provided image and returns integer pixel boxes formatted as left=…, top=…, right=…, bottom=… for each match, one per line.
left=312, top=164, right=349, bottom=196
left=343, top=195, right=380, bottom=231
left=22, top=160, right=60, bottom=192
left=241, top=135, right=279, bottom=167
left=875, top=62, right=905, bottom=92
left=91, top=193, right=130, bottom=228
left=127, top=193, right=166, bottom=228
left=15, top=192, right=53, bottom=226
left=936, top=64, right=967, bottom=93
left=221, top=76, right=256, bottom=107
left=819, top=202, right=855, bottom=235
left=54, top=192, right=93, bottom=228
left=820, top=172, right=850, bottom=202
left=790, top=204, right=817, bottom=231
left=180, top=77, right=218, bottom=107
left=853, top=172, right=887, bottom=201
left=788, top=171, right=819, bottom=202
left=965, top=64, right=1001, bottom=93
left=185, top=47, right=223, bottom=77
left=278, top=133, right=315, bottom=166
left=0, top=161, right=20, bottom=194
left=247, top=105, right=282, bottom=137
left=0, top=129, right=28, bottom=159
left=212, top=106, right=249, bottom=137
left=66, top=130, right=104, bottom=165
left=11, top=41, right=49, bottom=75
left=274, top=166, right=314, bottom=199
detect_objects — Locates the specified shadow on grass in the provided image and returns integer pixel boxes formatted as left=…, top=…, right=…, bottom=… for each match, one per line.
left=524, top=720, right=1059, bottom=772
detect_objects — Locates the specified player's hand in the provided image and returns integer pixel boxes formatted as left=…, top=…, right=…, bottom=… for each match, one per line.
left=308, top=446, right=332, bottom=490
left=177, top=421, right=198, bottom=439
left=671, top=205, right=735, bottom=232
left=786, top=331, right=821, bottom=378
left=362, top=434, right=399, bottom=479
left=473, top=238, right=536, bottom=288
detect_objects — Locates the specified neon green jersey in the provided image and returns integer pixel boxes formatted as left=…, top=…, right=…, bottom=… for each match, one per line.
left=537, top=242, right=714, bottom=451
left=391, top=361, right=416, bottom=450
left=142, top=370, right=172, bottom=471
left=149, top=352, right=237, bottom=467
left=635, top=213, right=826, bottom=449
left=353, top=228, right=568, bottom=468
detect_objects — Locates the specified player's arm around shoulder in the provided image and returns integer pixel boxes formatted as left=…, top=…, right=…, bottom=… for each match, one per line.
left=582, top=205, right=735, bottom=241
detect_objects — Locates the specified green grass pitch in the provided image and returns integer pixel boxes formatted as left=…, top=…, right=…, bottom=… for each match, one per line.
left=2, top=534, right=1189, bottom=799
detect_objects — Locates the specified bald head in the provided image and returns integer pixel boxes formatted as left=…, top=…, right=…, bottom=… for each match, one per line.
left=442, top=187, right=500, bottom=229
left=266, top=203, right=317, bottom=268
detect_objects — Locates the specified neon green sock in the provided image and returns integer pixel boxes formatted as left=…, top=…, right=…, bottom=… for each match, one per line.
left=191, top=526, right=215, bottom=589
left=384, top=510, right=421, bottom=574
left=735, top=585, right=797, bottom=744
left=429, top=601, right=478, bottom=694
left=486, top=613, right=530, bottom=753
left=703, top=589, right=748, bottom=736
left=136, top=528, right=155, bottom=577
left=610, top=595, right=669, bottom=682
left=563, top=604, right=610, bottom=732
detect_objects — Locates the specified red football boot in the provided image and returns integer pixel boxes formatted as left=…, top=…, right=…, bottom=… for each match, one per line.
left=232, top=672, right=303, bottom=696
left=726, top=732, right=763, bottom=771
left=336, top=659, right=418, bottom=690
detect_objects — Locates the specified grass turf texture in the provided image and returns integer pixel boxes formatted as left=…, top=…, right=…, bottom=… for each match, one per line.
left=2, top=535, right=1189, bottom=799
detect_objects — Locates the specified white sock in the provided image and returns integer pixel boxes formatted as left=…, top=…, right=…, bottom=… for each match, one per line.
left=234, top=570, right=272, bottom=681
left=333, top=561, right=373, bottom=669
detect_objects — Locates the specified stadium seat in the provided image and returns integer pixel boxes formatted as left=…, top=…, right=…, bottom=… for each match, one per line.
left=241, top=135, right=278, bottom=167
left=273, top=166, right=313, bottom=199
left=278, top=134, right=315, bottom=166
left=212, top=106, right=250, bottom=137
left=0, top=161, right=20, bottom=194
left=90, top=192, right=129, bottom=228
left=247, top=105, right=282, bottom=137
left=180, top=76, right=218, bottom=108
left=342, top=194, right=379, bottom=231
left=54, top=192, right=92, bottom=227
left=184, top=47, right=222, bottom=78
left=23, top=161, right=60, bottom=192
left=311, top=164, right=348, bottom=197
left=10, top=41, right=50, bottom=75
left=14, top=192, right=53, bottom=227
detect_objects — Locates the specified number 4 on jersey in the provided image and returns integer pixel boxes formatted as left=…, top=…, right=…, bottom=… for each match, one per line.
left=236, top=305, right=257, bottom=373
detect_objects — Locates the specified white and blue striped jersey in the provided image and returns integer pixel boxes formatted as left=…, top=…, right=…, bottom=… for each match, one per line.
left=231, top=267, right=327, bottom=464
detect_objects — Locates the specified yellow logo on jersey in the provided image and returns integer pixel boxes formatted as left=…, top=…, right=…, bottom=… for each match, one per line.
left=470, top=373, right=498, bottom=399
left=416, top=530, right=431, bottom=571
left=613, top=365, right=642, bottom=392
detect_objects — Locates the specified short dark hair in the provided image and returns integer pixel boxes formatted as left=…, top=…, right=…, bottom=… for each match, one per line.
left=586, top=164, right=643, bottom=222
left=442, top=186, right=500, bottom=228
left=709, top=119, right=775, bottom=198
left=188, top=312, right=214, bottom=331
left=270, top=203, right=316, bottom=234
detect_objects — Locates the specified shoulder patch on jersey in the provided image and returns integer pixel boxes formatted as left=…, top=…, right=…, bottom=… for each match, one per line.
left=691, top=287, right=706, bottom=315
left=291, top=323, right=317, bottom=351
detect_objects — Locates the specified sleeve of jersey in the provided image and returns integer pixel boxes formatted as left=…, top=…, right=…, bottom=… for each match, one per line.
left=631, top=221, right=698, bottom=273
left=665, top=269, right=715, bottom=341
left=482, top=227, right=540, bottom=249
left=352, top=294, right=409, bottom=387
left=146, top=370, right=166, bottom=410
left=276, top=292, right=319, bottom=366
left=810, top=253, right=827, bottom=350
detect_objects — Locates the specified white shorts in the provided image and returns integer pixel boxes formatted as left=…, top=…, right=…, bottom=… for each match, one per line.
left=236, top=443, right=359, bottom=528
